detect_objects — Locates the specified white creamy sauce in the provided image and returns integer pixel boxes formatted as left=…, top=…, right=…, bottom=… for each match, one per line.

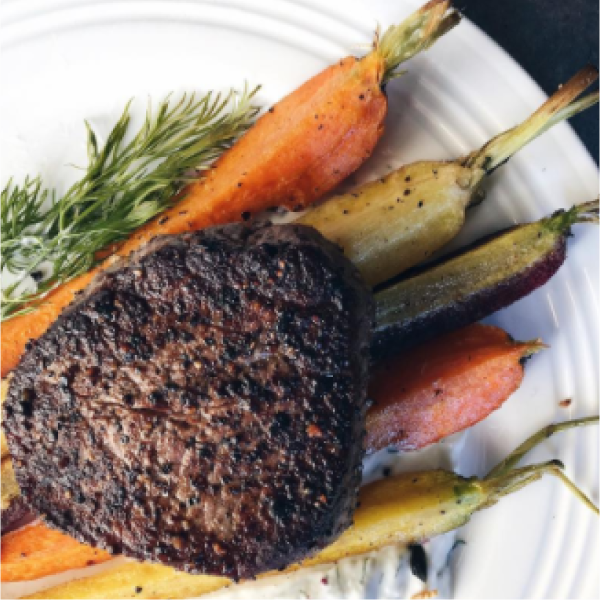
left=2, top=246, right=56, bottom=303
left=1, top=238, right=43, bottom=293
left=205, top=538, right=457, bottom=600
left=211, top=439, right=465, bottom=600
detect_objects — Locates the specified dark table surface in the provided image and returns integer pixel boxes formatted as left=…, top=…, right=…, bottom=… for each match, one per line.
left=461, top=0, right=599, bottom=164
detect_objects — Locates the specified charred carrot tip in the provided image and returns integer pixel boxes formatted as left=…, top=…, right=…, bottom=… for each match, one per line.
left=422, top=0, right=449, bottom=10
left=548, top=65, right=600, bottom=106
left=563, top=64, right=599, bottom=91
left=420, top=0, right=453, bottom=18
left=535, top=65, right=598, bottom=118
left=463, top=68, right=599, bottom=174
left=573, top=199, right=600, bottom=223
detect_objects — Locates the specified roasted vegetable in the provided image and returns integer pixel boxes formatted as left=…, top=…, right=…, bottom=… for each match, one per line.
left=23, top=418, right=598, bottom=599
left=366, top=324, right=544, bottom=453
left=0, top=457, right=31, bottom=535
left=0, top=0, right=459, bottom=379
left=1, top=458, right=19, bottom=513
left=372, top=201, right=599, bottom=360
left=1, top=523, right=113, bottom=582
left=298, top=66, right=599, bottom=286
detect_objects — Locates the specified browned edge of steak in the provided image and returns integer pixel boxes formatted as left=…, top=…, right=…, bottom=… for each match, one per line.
left=4, top=222, right=373, bottom=580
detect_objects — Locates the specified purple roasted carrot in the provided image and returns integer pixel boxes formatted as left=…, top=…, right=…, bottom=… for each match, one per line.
left=372, top=201, right=599, bottom=360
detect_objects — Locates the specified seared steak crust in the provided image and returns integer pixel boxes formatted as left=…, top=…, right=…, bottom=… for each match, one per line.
left=4, top=223, right=372, bottom=580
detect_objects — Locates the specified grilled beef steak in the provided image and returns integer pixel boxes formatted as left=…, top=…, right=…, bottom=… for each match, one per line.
left=3, top=223, right=372, bottom=580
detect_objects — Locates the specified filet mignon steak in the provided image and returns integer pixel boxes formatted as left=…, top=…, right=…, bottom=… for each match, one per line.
left=3, top=223, right=372, bottom=580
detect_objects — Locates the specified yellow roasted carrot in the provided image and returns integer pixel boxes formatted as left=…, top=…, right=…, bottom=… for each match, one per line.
left=299, top=66, right=599, bottom=286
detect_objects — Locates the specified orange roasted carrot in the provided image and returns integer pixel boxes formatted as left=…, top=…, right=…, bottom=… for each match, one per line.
left=1, top=522, right=112, bottom=582
left=366, top=324, right=544, bottom=453
left=1, top=0, right=459, bottom=378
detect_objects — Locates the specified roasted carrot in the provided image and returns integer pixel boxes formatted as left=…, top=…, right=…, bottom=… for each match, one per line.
left=366, top=324, right=544, bottom=453
left=299, top=66, right=598, bottom=286
left=371, top=200, right=599, bottom=360
left=1, top=522, right=112, bottom=582
left=0, top=0, right=459, bottom=378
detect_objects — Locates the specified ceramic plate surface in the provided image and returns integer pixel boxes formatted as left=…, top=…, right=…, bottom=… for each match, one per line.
left=1, top=0, right=598, bottom=598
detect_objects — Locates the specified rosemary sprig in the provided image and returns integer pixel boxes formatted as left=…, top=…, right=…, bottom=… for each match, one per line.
left=1, top=86, right=260, bottom=320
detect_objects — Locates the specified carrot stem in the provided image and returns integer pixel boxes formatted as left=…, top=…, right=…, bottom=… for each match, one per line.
left=463, top=66, right=598, bottom=174
left=486, top=415, right=600, bottom=478
left=377, top=0, right=460, bottom=83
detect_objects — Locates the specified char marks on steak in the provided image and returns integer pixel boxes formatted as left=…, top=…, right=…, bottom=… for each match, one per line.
left=3, top=223, right=372, bottom=580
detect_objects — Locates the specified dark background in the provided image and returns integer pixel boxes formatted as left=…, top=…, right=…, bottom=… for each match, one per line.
left=461, top=0, right=599, bottom=163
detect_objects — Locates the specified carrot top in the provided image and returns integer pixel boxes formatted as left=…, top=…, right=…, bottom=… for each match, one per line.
left=377, top=0, right=460, bottom=83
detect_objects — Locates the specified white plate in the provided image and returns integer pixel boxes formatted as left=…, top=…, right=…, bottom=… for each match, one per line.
left=1, top=0, right=598, bottom=598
